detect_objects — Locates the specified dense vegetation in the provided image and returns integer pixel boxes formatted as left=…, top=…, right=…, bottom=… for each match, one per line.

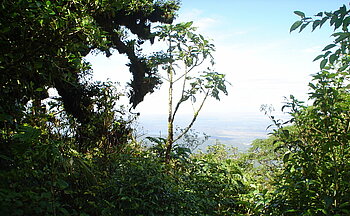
left=1, top=1, right=350, bottom=215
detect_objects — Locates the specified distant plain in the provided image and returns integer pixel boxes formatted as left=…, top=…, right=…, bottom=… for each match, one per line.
left=137, top=112, right=285, bottom=152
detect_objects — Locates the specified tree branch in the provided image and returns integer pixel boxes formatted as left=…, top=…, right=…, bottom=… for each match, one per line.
left=173, top=57, right=205, bottom=83
left=171, top=65, right=189, bottom=121
left=173, top=90, right=209, bottom=143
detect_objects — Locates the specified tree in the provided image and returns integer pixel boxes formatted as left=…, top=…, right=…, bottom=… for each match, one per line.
left=0, top=1, right=252, bottom=215
left=0, top=0, right=179, bottom=123
left=266, top=70, right=350, bottom=215
left=151, top=22, right=229, bottom=163
left=0, top=1, right=181, bottom=214
left=264, top=5, right=350, bottom=215
left=0, top=0, right=180, bottom=153
left=290, top=4, right=350, bottom=71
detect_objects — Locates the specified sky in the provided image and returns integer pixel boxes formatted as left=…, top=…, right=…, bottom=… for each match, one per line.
left=87, top=0, right=349, bottom=120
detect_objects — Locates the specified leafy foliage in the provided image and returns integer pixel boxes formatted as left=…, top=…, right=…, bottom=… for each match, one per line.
left=5, top=1, right=350, bottom=216
left=265, top=69, right=350, bottom=215
left=257, top=5, right=350, bottom=214
left=291, top=4, right=350, bottom=70
left=238, top=130, right=288, bottom=215
left=0, top=1, right=251, bottom=215
left=0, top=0, right=179, bottom=125
left=186, top=143, right=249, bottom=215
left=149, top=21, right=229, bottom=162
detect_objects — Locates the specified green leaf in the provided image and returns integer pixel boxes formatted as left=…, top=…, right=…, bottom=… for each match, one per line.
left=335, top=33, right=349, bottom=43
left=339, top=5, right=347, bottom=16
left=285, top=208, right=297, bottom=212
left=338, top=64, right=348, bottom=72
left=290, top=21, right=303, bottom=32
left=59, top=207, right=70, bottom=216
left=343, top=16, right=350, bottom=27
left=324, top=50, right=332, bottom=57
left=299, top=22, right=310, bottom=32
left=13, top=125, right=41, bottom=143
left=320, top=17, right=329, bottom=27
left=184, top=21, right=193, bottom=28
left=312, top=20, right=321, bottom=31
left=146, top=136, right=166, bottom=145
left=335, top=18, right=343, bottom=30
left=330, top=14, right=338, bottom=26
left=283, top=152, right=291, bottom=163
left=294, top=11, right=305, bottom=18
left=57, top=179, right=69, bottom=189
left=322, top=44, right=336, bottom=51
left=320, top=59, right=328, bottom=69
left=329, top=53, right=338, bottom=65
left=313, top=54, right=324, bottom=62
left=339, top=202, right=350, bottom=208
left=309, top=82, right=316, bottom=89
left=324, top=196, right=333, bottom=208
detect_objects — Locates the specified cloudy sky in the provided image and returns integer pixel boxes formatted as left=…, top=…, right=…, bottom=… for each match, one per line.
left=87, top=0, right=348, bottom=119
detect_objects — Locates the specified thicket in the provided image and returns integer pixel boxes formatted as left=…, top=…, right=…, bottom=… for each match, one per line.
left=0, top=0, right=246, bottom=215
left=1, top=1, right=350, bottom=215
left=242, top=5, right=350, bottom=215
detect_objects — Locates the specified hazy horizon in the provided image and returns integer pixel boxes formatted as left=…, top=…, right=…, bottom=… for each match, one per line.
left=135, top=111, right=287, bottom=151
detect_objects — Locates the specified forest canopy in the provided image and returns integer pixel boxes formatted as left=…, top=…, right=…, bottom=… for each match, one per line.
left=0, top=0, right=179, bottom=123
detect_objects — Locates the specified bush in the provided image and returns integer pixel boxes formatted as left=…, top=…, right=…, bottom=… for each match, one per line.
left=266, top=70, right=350, bottom=215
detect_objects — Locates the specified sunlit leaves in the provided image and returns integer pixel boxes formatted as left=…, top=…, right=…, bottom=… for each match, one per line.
left=272, top=6, right=350, bottom=212
left=155, top=22, right=227, bottom=101
left=267, top=68, right=350, bottom=215
left=156, top=21, right=215, bottom=68
left=290, top=4, right=350, bottom=69
left=201, top=71, right=228, bottom=100
left=153, top=22, right=229, bottom=162
left=333, top=32, right=350, bottom=43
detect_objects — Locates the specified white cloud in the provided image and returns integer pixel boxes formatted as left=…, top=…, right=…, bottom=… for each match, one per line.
left=193, top=17, right=218, bottom=30
left=176, top=8, right=220, bottom=32
left=301, top=46, right=322, bottom=54
left=178, top=8, right=203, bottom=20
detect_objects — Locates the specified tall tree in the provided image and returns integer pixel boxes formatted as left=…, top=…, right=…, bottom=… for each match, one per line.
left=0, top=1, right=180, bottom=214
left=265, top=5, right=350, bottom=215
left=0, top=0, right=179, bottom=123
left=152, top=22, right=229, bottom=163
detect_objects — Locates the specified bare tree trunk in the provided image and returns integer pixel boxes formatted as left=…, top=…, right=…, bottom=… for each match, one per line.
left=165, top=67, right=174, bottom=163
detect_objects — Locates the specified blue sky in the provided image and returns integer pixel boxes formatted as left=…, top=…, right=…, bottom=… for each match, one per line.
left=87, top=0, right=349, bottom=118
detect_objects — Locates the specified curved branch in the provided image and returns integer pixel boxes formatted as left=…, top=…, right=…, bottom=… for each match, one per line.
left=172, top=56, right=206, bottom=83
left=171, top=65, right=189, bottom=121
left=173, top=90, right=209, bottom=143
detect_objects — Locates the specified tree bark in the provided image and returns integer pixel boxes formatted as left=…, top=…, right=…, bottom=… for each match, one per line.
left=165, top=66, right=174, bottom=163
